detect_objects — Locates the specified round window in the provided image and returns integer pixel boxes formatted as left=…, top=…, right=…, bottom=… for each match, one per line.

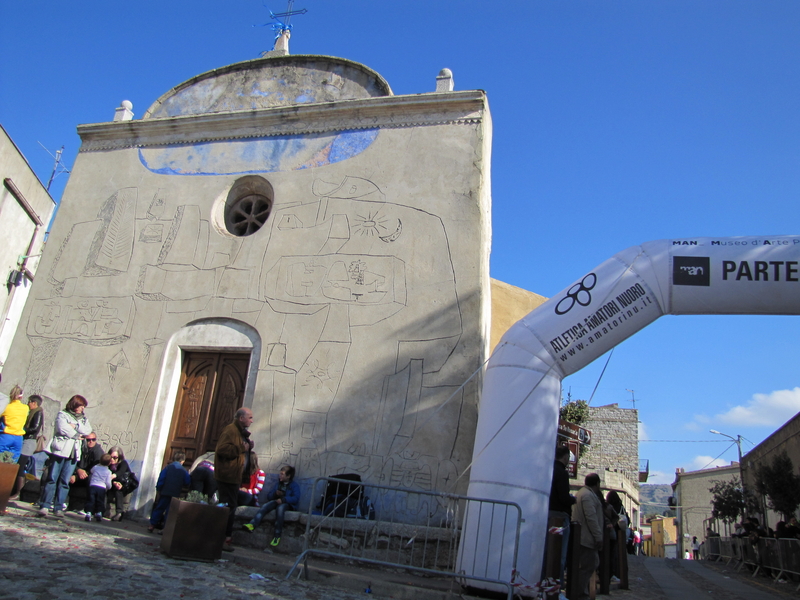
left=224, top=176, right=274, bottom=237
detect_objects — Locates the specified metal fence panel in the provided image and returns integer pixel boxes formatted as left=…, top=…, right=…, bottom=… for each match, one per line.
left=286, top=477, right=521, bottom=600
left=705, top=535, right=721, bottom=560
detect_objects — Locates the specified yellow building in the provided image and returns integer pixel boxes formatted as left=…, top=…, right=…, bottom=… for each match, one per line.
left=649, top=516, right=678, bottom=558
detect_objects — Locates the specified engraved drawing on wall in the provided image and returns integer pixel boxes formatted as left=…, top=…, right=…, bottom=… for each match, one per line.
left=258, top=176, right=467, bottom=497
left=21, top=164, right=471, bottom=502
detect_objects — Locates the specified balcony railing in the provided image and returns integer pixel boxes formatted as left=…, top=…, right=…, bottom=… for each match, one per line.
left=639, top=459, right=649, bottom=482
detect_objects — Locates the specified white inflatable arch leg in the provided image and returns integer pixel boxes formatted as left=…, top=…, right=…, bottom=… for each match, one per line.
left=459, top=236, right=800, bottom=593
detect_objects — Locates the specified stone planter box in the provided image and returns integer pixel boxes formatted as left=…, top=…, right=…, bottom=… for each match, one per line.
left=160, top=498, right=228, bottom=562
left=0, top=462, right=19, bottom=514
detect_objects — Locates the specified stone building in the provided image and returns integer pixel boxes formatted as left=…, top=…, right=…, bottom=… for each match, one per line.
left=575, top=403, right=641, bottom=526
left=0, top=125, right=56, bottom=374
left=671, top=462, right=739, bottom=558
left=0, top=50, right=498, bottom=519
left=740, top=410, right=800, bottom=529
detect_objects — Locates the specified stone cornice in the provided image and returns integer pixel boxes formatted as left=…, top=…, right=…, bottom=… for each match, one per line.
left=77, top=91, right=487, bottom=153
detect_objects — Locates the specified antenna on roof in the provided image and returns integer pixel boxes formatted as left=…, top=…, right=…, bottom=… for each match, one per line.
left=625, top=388, right=643, bottom=410
left=38, top=142, right=71, bottom=192
left=258, top=1, right=307, bottom=56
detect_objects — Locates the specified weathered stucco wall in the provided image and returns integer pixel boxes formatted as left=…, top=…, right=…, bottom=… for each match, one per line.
left=0, top=126, right=56, bottom=370
left=741, top=410, right=800, bottom=529
left=489, top=278, right=547, bottom=352
left=1, top=56, right=492, bottom=516
left=673, top=463, right=738, bottom=556
left=144, top=55, right=393, bottom=118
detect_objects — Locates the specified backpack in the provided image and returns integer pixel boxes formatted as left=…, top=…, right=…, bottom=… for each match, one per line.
left=317, top=474, right=375, bottom=519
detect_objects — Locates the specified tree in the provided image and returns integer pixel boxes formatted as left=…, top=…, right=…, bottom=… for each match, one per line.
left=560, top=399, right=589, bottom=425
left=755, top=451, right=800, bottom=520
left=560, top=400, right=589, bottom=458
left=709, top=477, right=754, bottom=524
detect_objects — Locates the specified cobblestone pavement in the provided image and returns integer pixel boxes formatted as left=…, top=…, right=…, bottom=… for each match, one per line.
left=3, top=499, right=799, bottom=600
left=0, top=502, right=374, bottom=600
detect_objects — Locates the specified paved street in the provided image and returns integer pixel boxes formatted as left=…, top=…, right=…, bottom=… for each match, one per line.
left=0, top=502, right=370, bottom=600
left=2, top=500, right=799, bottom=600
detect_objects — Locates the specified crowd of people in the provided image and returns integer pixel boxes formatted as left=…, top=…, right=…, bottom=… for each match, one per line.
left=2, top=388, right=298, bottom=551
left=0, top=386, right=137, bottom=521
left=729, top=515, right=800, bottom=541
left=147, top=407, right=300, bottom=552
left=0, top=387, right=489, bottom=561
left=546, top=445, right=643, bottom=600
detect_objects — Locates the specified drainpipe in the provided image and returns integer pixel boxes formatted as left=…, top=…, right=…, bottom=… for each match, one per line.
left=0, top=178, right=44, bottom=352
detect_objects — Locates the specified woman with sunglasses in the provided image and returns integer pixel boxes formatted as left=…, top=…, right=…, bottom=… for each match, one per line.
left=106, top=446, right=132, bottom=521
left=37, top=395, right=92, bottom=517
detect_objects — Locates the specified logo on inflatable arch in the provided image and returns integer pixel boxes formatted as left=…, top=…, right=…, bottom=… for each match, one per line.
left=673, top=256, right=710, bottom=286
left=555, top=273, right=597, bottom=315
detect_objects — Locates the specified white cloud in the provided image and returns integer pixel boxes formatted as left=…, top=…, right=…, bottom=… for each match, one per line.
left=646, top=470, right=672, bottom=484
left=717, top=387, right=800, bottom=427
left=684, top=387, right=800, bottom=431
left=689, top=455, right=729, bottom=471
left=638, top=421, right=649, bottom=441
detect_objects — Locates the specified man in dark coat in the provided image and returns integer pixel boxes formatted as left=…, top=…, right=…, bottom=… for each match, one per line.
left=66, top=432, right=104, bottom=512
left=215, top=407, right=254, bottom=549
left=545, top=445, right=576, bottom=588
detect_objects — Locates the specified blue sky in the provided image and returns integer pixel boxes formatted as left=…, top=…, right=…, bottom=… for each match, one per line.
left=3, top=1, right=800, bottom=485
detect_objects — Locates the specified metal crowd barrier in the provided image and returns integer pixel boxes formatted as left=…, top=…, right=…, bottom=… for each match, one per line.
left=717, top=538, right=735, bottom=564
left=286, top=476, right=522, bottom=600
left=707, top=536, right=800, bottom=590
left=704, top=535, right=721, bottom=560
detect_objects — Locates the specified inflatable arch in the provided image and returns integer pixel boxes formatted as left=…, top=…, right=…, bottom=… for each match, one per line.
left=458, top=235, right=800, bottom=592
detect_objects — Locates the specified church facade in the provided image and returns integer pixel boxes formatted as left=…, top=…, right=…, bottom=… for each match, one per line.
left=1, top=53, right=493, bottom=512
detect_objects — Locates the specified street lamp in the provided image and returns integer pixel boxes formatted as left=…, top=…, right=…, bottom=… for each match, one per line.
left=710, top=429, right=747, bottom=516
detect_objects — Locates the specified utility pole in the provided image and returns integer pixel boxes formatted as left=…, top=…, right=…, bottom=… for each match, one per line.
left=710, top=430, right=747, bottom=516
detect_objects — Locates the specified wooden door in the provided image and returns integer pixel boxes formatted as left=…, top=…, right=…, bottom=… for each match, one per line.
left=164, top=352, right=250, bottom=467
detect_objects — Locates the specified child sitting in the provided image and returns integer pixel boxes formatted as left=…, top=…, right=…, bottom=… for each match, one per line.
left=148, top=450, right=190, bottom=532
left=242, top=465, right=299, bottom=546
left=85, top=453, right=114, bottom=522
left=238, top=451, right=265, bottom=507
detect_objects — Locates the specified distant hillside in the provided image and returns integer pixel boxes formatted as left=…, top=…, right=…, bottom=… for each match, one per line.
left=640, top=484, right=674, bottom=517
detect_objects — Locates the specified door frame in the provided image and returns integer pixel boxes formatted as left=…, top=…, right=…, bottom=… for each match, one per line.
left=163, top=351, right=250, bottom=469
left=137, top=318, right=261, bottom=511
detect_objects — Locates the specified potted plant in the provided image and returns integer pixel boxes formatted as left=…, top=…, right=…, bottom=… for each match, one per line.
left=160, top=491, right=229, bottom=561
left=0, top=451, right=19, bottom=514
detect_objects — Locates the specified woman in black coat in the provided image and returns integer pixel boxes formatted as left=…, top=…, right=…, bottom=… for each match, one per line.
left=106, top=446, right=134, bottom=521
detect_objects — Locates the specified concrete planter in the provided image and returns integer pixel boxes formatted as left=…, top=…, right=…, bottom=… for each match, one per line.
left=160, top=498, right=228, bottom=562
left=0, top=462, right=18, bottom=514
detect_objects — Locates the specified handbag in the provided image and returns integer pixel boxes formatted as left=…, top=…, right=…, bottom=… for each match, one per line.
left=35, top=435, right=47, bottom=454
left=116, top=470, right=140, bottom=495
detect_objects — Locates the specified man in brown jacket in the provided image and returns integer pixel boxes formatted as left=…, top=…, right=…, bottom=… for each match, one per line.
left=215, top=407, right=254, bottom=549
left=573, top=472, right=604, bottom=600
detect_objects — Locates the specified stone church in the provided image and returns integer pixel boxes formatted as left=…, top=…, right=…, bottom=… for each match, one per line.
left=2, top=43, right=541, bottom=515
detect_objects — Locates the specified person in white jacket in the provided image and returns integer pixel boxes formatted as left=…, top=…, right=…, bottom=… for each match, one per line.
left=37, top=395, right=92, bottom=517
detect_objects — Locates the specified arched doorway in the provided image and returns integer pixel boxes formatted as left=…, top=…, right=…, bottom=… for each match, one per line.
left=136, top=318, right=260, bottom=510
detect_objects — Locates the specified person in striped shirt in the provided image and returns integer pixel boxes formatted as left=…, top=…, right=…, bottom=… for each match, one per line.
left=238, top=451, right=265, bottom=507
